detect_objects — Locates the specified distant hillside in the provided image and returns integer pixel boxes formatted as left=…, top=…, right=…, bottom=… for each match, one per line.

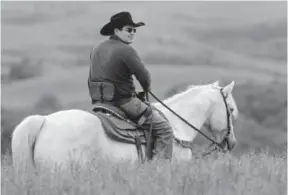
left=1, top=1, right=286, bottom=74
left=2, top=65, right=285, bottom=109
left=187, top=18, right=287, bottom=63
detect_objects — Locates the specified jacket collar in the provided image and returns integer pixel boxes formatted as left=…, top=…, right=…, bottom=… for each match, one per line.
left=109, top=35, right=130, bottom=44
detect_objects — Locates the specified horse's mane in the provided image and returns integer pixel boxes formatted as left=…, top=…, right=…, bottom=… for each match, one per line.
left=164, top=82, right=221, bottom=104
left=168, top=81, right=238, bottom=119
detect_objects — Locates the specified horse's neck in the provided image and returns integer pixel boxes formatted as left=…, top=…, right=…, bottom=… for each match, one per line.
left=153, top=88, right=215, bottom=141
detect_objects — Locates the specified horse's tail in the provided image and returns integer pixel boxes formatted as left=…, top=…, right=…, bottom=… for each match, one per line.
left=11, top=115, right=46, bottom=172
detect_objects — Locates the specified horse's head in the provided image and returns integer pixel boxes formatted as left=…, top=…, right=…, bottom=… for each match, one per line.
left=204, top=81, right=238, bottom=151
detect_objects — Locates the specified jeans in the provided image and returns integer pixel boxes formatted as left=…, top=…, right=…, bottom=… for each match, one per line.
left=117, top=97, right=173, bottom=160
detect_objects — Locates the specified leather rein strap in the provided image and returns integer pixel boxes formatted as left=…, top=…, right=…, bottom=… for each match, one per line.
left=148, top=91, right=226, bottom=148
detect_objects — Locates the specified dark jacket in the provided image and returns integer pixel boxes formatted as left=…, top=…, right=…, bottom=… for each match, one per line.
left=88, top=35, right=151, bottom=101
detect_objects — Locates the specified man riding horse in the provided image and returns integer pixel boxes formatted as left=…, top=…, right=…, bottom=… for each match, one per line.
left=88, top=11, right=174, bottom=160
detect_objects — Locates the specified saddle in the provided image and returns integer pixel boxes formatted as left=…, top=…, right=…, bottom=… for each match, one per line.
left=91, top=102, right=157, bottom=162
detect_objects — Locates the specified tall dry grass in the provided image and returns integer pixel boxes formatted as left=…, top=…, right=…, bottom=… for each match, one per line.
left=2, top=150, right=286, bottom=195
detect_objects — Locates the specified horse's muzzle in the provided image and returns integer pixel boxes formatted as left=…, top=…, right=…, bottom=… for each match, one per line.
left=226, top=137, right=236, bottom=151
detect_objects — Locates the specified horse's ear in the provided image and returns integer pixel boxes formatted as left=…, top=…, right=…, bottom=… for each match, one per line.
left=222, top=81, right=235, bottom=95
left=211, top=80, right=220, bottom=87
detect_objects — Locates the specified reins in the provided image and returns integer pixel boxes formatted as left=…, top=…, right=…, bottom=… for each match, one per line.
left=148, top=91, right=224, bottom=148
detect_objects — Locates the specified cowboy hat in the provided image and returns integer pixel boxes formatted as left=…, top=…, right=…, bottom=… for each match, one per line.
left=100, top=11, right=145, bottom=36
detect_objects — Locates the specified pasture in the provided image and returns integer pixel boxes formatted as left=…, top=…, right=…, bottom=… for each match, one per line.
left=1, top=1, right=287, bottom=194
left=2, top=151, right=287, bottom=195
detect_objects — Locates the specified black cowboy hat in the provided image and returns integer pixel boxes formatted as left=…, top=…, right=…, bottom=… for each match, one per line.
left=100, top=11, right=145, bottom=36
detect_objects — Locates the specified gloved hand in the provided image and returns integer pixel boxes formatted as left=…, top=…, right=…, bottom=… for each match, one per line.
left=136, top=91, right=147, bottom=102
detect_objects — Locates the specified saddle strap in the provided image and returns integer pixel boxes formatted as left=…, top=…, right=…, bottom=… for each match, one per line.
left=137, top=106, right=153, bottom=126
left=174, top=136, right=193, bottom=149
left=135, top=136, right=145, bottom=164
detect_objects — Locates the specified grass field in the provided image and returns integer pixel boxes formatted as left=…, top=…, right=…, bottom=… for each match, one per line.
left=1, top=151, right=287, bottom=195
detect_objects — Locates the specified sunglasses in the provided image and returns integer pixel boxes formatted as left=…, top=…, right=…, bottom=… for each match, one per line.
left=124, top=27, right=136, bottom=33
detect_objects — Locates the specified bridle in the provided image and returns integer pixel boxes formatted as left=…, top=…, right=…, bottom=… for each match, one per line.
left=148, top=87, right=233, bottom=157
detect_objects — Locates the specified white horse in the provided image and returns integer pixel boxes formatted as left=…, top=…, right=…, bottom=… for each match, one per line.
left=11, top=81, right=238, bottom=172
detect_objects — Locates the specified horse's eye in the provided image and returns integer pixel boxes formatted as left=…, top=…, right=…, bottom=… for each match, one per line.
left=230, top=108, right=234, bottom=113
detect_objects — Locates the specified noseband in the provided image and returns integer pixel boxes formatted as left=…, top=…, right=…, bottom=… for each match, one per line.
left=149, top=87, right=233, bottom=155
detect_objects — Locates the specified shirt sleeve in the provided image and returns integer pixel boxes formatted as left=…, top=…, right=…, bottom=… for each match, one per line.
left=120, top=45, right=151, bottom=91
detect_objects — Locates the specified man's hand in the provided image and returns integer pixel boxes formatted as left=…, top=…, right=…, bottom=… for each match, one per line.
left=136, top=91, right=147, bottom=102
